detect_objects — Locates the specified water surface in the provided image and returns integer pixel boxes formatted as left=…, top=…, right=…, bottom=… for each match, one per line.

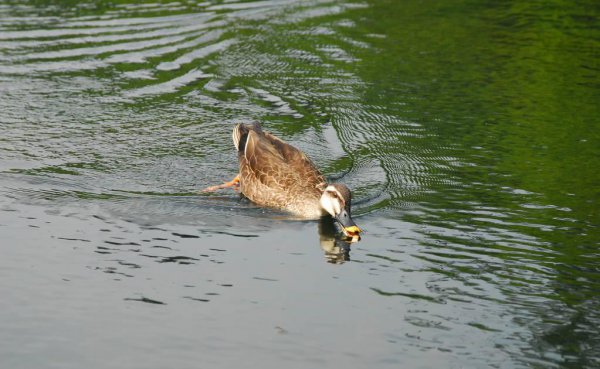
left=1, top=0, right=599, bottom=368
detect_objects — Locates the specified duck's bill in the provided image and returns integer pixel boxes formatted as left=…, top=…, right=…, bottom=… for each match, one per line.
left=335, top=209, right=362, bottom=238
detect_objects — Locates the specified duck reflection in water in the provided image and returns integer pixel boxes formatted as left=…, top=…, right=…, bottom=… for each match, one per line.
left=318, top=216, right=356, bottom=264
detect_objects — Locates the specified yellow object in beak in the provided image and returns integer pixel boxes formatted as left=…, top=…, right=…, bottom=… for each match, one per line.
left=334, top=208, right=361, bottom=240
left=343, top=225, right=362, bottom=235
left=342, top=225, right=362, bottom=243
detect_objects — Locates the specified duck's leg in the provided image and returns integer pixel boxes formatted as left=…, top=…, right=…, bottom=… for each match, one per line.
left=200, top=174, right=240, bottom=193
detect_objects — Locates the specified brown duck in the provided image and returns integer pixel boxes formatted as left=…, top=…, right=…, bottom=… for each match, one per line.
left=203, top=122, right=361, bottom=237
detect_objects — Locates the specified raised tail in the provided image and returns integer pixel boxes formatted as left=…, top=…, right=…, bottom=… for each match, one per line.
left=232, top=121, right=262, bottom=152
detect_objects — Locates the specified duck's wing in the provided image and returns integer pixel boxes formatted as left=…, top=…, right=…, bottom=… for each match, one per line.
left=241, top=129, right=288, bottom=190
left=239, top=127, right=325, bottom=191
left=262, top=131, right=326, bottom=187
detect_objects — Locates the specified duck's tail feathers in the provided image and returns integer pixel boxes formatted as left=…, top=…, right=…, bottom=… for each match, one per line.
left=232, top=121, right=262, bottom=152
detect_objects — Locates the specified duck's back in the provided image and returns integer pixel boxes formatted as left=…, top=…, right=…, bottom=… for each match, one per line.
left=233, top=123, right=326, bottom=218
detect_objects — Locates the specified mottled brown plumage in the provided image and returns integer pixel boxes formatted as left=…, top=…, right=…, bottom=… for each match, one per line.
left=233, top=122, right=327, bottom=218
left=211, top=122, right=362, bottom=238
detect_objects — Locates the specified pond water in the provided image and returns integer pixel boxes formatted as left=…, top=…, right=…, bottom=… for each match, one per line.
left=1, top=0, right=599, bottom=368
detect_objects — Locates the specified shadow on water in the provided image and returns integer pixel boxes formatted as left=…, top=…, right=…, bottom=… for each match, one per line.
left=102, top=195, right=359, bottom=265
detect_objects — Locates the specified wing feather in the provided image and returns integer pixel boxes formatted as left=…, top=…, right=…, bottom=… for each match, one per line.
left=236, top=123, right=326, bottom=209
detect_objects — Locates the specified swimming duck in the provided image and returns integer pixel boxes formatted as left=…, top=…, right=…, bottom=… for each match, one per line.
left=202, top=122, right=361, bottom=238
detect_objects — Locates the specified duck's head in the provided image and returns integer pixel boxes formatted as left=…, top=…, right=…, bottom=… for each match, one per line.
left=319, top=183, right=362, bottom=239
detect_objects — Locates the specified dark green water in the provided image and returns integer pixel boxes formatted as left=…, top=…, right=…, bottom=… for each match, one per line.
left=1, top=0, right=599, bottom=368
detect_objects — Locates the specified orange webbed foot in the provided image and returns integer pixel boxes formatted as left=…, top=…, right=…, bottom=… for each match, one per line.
left=200, top=175, right=240, bottom=193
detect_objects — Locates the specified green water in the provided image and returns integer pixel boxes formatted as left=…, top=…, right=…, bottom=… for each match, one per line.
left=1, top=0, right=599, bottom=368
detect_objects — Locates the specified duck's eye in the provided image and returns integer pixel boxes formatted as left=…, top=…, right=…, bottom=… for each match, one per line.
left=329, top=191, right=339, bottom=199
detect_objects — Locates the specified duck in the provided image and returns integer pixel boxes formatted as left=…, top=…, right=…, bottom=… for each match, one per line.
left=202, top=122, right=362, bottom=238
